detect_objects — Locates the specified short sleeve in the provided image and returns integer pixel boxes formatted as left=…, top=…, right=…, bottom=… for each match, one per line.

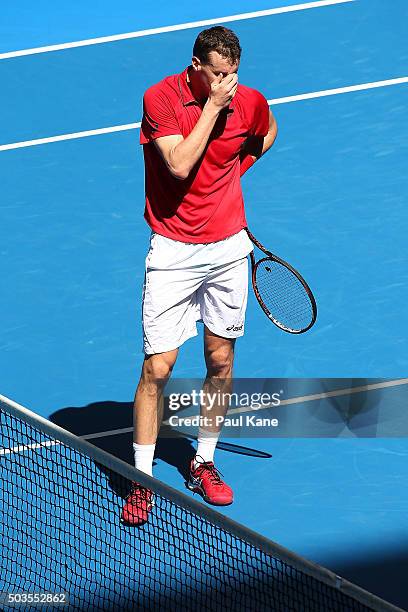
left=140, top=85, right=181, bottom=144
left=247, top=90, right=270, bottom=137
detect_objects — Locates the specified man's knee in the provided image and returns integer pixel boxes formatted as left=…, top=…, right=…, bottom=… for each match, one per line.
left=206, top=344, right=234, bottom=377
left=142, top=351, right=177, bottom=384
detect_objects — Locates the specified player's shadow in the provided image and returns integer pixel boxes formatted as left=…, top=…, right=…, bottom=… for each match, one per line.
left=49, top=397, right=271, bottom=497
left=247, top=378, right=384, bottom=438
left=304, top=378, right=381, bottom=438
left=49, top=399, right=195, bottom=485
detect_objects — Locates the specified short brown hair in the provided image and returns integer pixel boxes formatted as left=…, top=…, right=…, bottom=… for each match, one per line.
left=193, top=26, right=241, bottom=65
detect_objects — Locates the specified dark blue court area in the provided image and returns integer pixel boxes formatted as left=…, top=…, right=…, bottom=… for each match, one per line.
left=1, top=1, right=407, bottom=609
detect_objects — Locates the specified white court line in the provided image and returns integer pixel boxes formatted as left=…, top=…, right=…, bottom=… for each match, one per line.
left=0, top=1, right=354, bottom=61
left=2, top=378, right=405, bottom=453
left=0, top=123, right=141, bottom=152
left=268, top=77, right=408, bottom=104
left=0, top=440, right=61, bottom=456
left=226, top=377, right=408, bottom=416
left=1, top=76, right=407, bottom=153
left=1, top=378, right=407, bottom=452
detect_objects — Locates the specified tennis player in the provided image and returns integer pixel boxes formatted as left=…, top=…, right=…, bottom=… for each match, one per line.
left=122, top=26, right=277, bottom=525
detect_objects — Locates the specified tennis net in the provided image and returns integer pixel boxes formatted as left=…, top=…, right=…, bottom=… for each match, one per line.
left=0, top=395, right=402, bottom=612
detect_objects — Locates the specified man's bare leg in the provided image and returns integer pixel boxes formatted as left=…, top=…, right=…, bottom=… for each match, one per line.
left=186, top=327, right=235, bottom=505
left=132, top=349, right=178, bottom=475
left=196, top=327, right=235, bottom=464
left=121, top=349, right=179, bottom=525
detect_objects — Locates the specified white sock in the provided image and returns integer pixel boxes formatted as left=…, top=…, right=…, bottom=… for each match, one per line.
left=133, top=442, right=155, bottom=477
left=194, top=431, right=220, bottom=469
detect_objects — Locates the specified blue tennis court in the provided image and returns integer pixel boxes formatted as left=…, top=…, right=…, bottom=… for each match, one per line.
left=1, top=0, right=407, bottom=609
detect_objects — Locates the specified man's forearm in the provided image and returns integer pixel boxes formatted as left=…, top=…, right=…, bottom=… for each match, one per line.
left=240, top=112, right=278, bottom=177
left=169, top=101, right=221, bottom=179
left=262, top=118, right=278, bottom=155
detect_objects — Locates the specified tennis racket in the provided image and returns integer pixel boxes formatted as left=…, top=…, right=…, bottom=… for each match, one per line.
left=246, top=228, right=317, bottom=334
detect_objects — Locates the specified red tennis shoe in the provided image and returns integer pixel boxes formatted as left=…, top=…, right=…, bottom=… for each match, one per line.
left=121, top=483, right=154, bottom=526
left=187, top=456, right=233, bottom=506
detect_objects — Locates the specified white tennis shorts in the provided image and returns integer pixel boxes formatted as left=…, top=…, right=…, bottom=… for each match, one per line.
left=142, top=230, right=253, bottom=355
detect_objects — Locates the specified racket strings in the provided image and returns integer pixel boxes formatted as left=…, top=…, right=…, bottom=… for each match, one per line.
left=255, top=259, right=314, bottom=331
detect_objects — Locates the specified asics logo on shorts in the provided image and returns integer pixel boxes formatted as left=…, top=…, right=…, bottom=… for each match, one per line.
left=226, top=324, right=243, bottom=332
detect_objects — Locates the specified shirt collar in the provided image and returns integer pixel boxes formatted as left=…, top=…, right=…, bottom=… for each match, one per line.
left=177, top=66, right=235, bottom=112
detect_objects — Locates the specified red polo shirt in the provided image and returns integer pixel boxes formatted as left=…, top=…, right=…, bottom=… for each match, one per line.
left=140, top=66, right=269, bottom=243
